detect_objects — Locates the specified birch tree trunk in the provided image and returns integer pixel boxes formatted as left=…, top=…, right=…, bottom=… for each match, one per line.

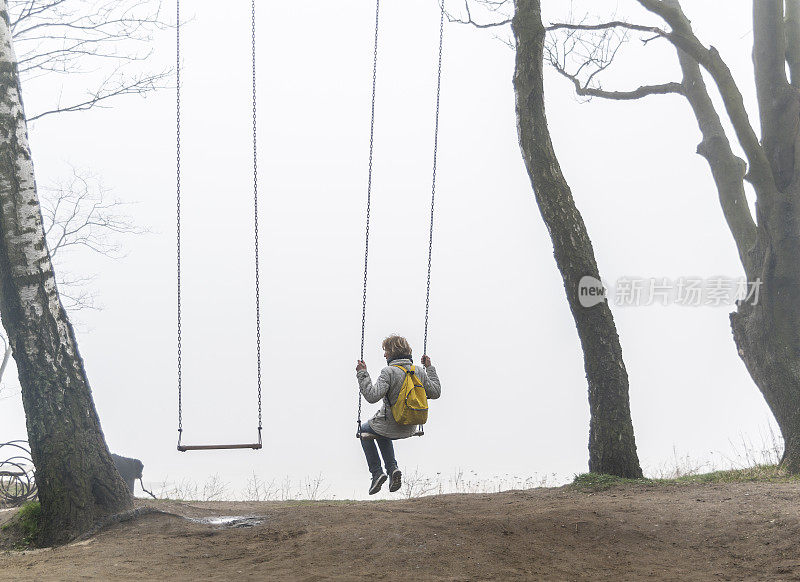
left=0, top=2, right=131, bottom=545
left=511, top=0, right=642, bottom=478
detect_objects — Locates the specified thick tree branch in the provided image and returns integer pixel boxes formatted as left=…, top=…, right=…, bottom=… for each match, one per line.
left=750, top=0, right=799, bottom=189
left=676, top=49, right=758, bottom=277
left=546, top=21, right=668, bottom=38
left=754, top=0, right=789, bottom=90
left=545, top=15, right=677, bottom=102
left=552, top=60, right=682, bottom=100
left=545, top=1, right=758, bottom=275
left=787, top=0, right=800, bottom=87
left=636, top=0, right=777, bottom=200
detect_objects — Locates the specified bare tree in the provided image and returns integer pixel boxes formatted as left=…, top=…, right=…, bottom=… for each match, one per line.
left=501, top=0, right=800, bottom=471
left=452, top=0, right=643, bottom=477
left=9, top=0, right=170, bottom=121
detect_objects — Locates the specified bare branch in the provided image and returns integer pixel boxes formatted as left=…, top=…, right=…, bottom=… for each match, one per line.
left=554, top=69, right=683, bottom=100
left=545, top=21, right=668, bottom=38
left=543, top=14, right=679, bottom=102
left=636, top=0, right=777, bottom=198
left=8, top=0, right=172, bottom=121
left=445, top=0, right=512, bottom=29
left=544, top=2, right=774, bottom=198
left=541, top=1, right=757, bottom=275
left=38, top=167, right=148, bottom=311
left=54, top=271, right=100, bottom=311
left=11, top=0, right=168, bottom=70
left=1, top=3, right=159, bottom=314
left=40, top=167, right=146, bottom=260
left=28, top=67, right=170, bottom=121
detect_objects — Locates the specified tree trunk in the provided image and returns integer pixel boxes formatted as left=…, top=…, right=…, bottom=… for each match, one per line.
left=731, top=291, right=800, bottom=472
left=731, top=181, right=800, bottom=472
left=511, top=0, right=642, bottom=478
left=0, top=2, right=131, bottom=545
left=636, top=0, right=800, bottom=473
left=741, top=0, right=800, bottom=470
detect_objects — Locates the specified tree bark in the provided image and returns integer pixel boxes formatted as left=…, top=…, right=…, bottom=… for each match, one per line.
left=512, top=0, right=642, bottom=478
left=634, top=0, right=800, bottom=472
left=753, top=0, right=799, bottom=190
left=729, top=1, right=800, bottom=470
left=0, top=2, right=131, bottom=545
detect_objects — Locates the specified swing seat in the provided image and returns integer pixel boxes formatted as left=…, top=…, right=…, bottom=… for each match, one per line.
left=174, top=1, right=263, bottom=455
left=358, top=429, right=425, bottom=439
left=177, top=443, right=263, bottom=452
left=178, top=429, right=262, bottom=452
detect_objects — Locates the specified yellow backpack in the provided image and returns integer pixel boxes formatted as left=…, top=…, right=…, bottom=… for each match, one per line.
left=390, top=365, right=429, bottom=426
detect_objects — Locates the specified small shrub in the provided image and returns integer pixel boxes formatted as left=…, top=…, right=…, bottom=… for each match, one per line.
left=1, top=500, right=42, bottom=547
left=572, top=465, right=800, bottom=492
left=571, top=473, right=649, bottom=491
left=673, top=464, right=798, bottom=484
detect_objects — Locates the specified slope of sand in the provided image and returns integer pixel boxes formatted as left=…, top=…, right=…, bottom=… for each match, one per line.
left=2, top=481, right=800, bottom=581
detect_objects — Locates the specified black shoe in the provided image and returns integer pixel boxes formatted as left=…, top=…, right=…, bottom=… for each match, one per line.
left=389, top=468, right=402, bottom=493
left=369, top=473, right=387, bottom=495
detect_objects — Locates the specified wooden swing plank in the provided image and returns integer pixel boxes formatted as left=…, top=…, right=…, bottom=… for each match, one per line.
left=177, top=443, right=262, bottom=452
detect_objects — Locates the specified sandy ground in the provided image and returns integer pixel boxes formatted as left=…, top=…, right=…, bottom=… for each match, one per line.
left=2, top=481, right=800, bottom=581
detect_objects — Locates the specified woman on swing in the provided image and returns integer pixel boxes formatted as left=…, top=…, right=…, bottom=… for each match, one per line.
left=356, top=335, right=442, bottom=495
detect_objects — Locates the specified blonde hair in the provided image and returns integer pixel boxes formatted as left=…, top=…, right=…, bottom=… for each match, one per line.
left=382, top=335, right=412, bottom=360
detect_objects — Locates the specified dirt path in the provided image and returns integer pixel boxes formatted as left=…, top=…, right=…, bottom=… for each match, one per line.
left=2, top=481, right=800, bottom=581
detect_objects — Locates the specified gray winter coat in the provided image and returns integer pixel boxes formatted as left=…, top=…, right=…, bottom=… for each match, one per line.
left=357, top=358, right=441, bottom=439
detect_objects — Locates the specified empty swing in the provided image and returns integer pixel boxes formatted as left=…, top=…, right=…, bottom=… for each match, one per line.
left=175, top=0, right=262, bottom=453
left=356, top=0, right=446, bottom=440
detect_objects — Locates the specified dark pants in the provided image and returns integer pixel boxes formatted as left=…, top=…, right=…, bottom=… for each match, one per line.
left=360, top=421, right=398, bottom=478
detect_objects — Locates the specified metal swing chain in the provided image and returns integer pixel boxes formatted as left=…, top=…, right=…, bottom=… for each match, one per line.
left=252, top=0, right=262, bottom=441
left=176, top=0, right=262, bottom=445
left=358, top=0, right=381, bottom=437
left=424, top=2, right=445, bottom=358
left=176, top=0, right=183, bottom=446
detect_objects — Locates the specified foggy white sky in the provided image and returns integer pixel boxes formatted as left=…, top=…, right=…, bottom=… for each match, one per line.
left=0, top=0, right=777, bottom=499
